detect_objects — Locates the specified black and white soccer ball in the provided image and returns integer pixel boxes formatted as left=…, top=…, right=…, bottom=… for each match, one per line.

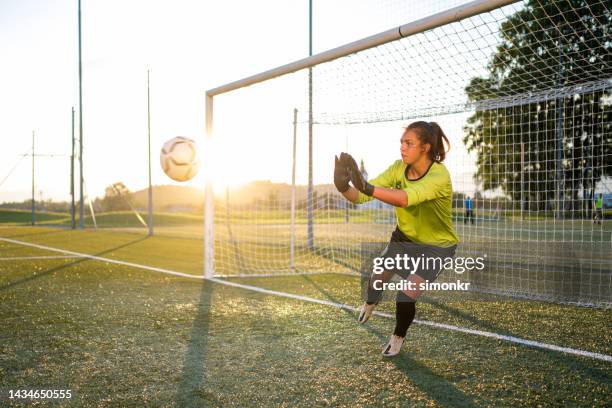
left=160, top=136, right=200, bottom=182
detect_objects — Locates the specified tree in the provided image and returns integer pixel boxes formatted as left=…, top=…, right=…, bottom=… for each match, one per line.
left=267, top=189, right=278, bottom=209
left=463, top=0, right=611, bottom=216
left=100, top=182, right=133, bottom=212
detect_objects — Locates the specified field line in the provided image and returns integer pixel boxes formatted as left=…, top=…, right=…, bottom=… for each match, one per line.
left=1, top=236, right=610, bottom=363
left=211, top=278, right=612, bottom=363
left=0, top=237, right=201, bottom=280
left=216, top=271, right=358, bottom=278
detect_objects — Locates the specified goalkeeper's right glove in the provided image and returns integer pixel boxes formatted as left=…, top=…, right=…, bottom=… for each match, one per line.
left=334, top=155, right=351, bottom=193
left=342, top=153, right=374, bottom=196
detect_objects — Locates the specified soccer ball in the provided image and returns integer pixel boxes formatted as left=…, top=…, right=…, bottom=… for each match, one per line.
left=160, top=137, right=200, bottom=182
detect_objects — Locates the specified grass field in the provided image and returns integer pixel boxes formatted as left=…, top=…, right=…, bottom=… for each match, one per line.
left=1, top=225, right=610, bottom=407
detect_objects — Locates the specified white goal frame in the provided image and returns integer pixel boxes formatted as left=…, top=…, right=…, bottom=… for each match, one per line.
left=203, top=0, right=520, bottom=279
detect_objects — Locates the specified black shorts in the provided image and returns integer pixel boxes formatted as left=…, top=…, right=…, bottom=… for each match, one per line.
left=378, top=227, right=457, bottom=282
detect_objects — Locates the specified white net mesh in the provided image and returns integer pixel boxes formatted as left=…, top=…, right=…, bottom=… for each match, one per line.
left=211, top=0, right=611, bottom=307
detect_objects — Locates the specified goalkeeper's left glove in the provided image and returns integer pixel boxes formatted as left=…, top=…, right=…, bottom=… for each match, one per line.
left=341, top=152, right=375, bottom=197
left=334, top=155, right=351, bottom=193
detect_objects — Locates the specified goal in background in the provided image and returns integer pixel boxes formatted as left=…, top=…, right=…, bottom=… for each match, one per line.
left=204, top=0, right=611, bottom=307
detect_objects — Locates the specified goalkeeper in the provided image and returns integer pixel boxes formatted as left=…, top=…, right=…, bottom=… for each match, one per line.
left=334, top=121, right=459, bottom=357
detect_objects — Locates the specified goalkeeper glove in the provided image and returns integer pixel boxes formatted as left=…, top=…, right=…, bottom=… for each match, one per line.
left=342, top=152, right=374, bottom=196
left=334, top=155, right=351, bottom=193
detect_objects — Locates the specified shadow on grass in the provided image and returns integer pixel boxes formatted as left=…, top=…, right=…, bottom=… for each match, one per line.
left=304, top=275, right=611, bottom=394
left=0, top=236, right=149, bottom=291
left=422, top=296, right=611, bottom=382
left=176, top=280, right=216, bottom=407
left=421, top=296, right=519, bottom=338
left=301, top=275, right=480, bottom=408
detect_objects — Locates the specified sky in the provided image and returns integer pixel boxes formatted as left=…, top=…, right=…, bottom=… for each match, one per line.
left=0, top=0, right=481, bottom=204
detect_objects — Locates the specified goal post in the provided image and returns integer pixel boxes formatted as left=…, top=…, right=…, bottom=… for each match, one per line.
left=203, top=0, right=611, bottom=308
left=204, top=93, right=215, bottom=279
left=203, top=0, right=521, bottom=279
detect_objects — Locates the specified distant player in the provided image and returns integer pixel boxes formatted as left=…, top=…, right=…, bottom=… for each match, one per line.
left=593, top=193, right=603, bottom=225
left=464, top=196, right=474, bottom=225
left=334, top=121, right=459, bottom=357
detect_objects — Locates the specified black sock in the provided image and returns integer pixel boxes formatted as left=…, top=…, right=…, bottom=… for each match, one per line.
left=393, top=301, right=416, bottom=337
left=366, top=276, right=384, bottom=305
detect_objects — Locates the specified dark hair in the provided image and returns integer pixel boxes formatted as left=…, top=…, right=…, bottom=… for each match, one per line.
left=405, top=121, right=450, bottom=162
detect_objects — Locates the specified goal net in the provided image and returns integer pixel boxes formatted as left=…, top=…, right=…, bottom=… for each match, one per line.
left=206, top=0, right=611, bottom=307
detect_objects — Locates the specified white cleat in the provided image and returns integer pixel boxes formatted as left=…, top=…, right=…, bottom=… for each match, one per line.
left=357, top=303, right=376, bottom=324
left=381, top=335, right=405, bottom=357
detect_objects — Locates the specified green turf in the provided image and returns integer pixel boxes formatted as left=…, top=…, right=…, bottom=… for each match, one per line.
left=0, top=226, right=610, bottom=406
left=0, top=209, right=69, bottom=225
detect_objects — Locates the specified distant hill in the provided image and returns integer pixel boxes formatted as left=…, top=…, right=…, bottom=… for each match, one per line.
left=131, top=182, right=336, bottom=211
left=131, top=185, right=203, bottom=211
